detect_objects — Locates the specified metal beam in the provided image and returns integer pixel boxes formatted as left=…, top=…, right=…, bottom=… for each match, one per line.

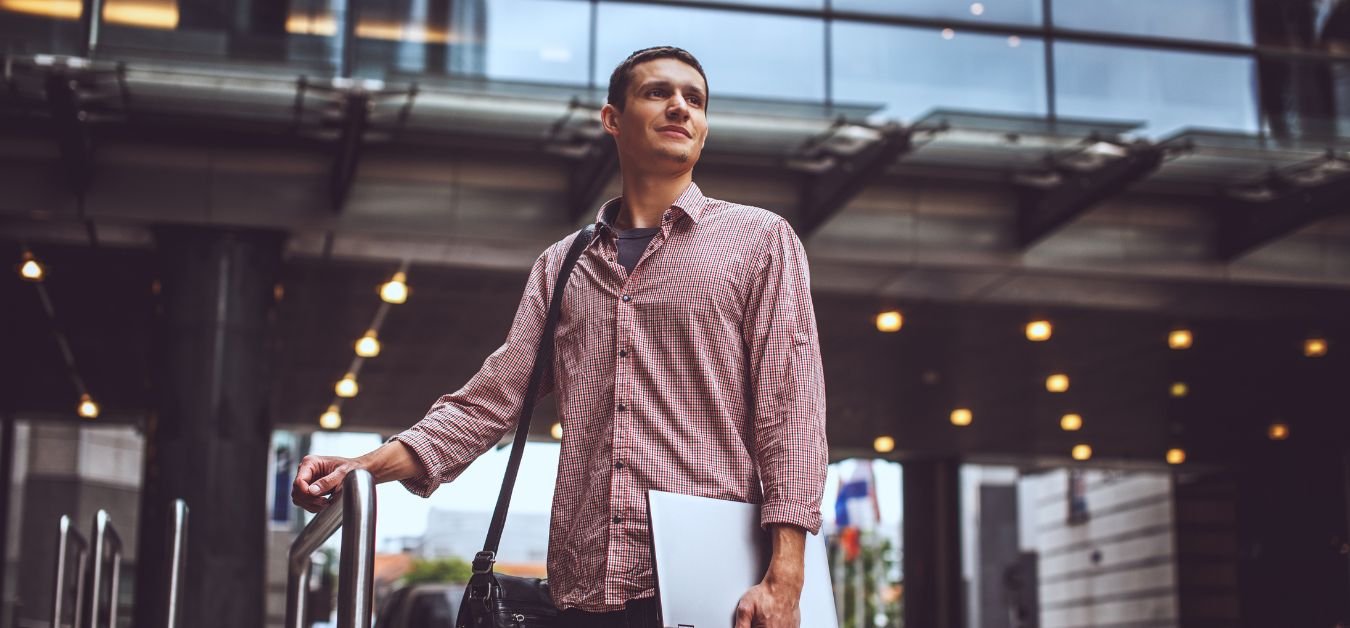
left=796, top=123, right=911, bottom=237
left=1016, top=143, right=1164, bottom=249
left=566, top=136, right=618, bottom=223
left=44, top=72, right=94, bottom=197
left=1217, top=167, right=1350, bottom=261
left=329, top=91, right=370, bottom=212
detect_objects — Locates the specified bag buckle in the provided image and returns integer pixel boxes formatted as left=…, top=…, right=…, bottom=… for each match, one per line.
left=471, top=551, right=496, bottom=575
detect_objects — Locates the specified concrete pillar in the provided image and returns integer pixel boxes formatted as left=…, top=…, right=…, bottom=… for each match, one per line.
left=133, top=226, right=285, bottom=628
left=903, top=457, right=964, bottom=628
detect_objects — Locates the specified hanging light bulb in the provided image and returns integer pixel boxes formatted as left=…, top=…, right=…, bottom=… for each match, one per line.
left=77, top=393, right=99, bottom=419
left=1071, top=444, right=1093, bottom=461
left=1046, top=373, right=1070, bottom=393
left=18, top=251, right=45, bottom=282
left=875, top=310, right=903, bottom=333
left=1169, top=329, right=1193, bottom=350
left=335, top=373, right=359, bottom=398
left=1025, top=320, right=1052, bottom=342
left=550, top=421, right=563, bottom=440
left=1170, top=382, right=1189, bottom=398
left=873, top=435, right=896, bottom=453
left=1060, top=413, right=1083, bottom=431
left=355, top=330, right=381, bottom=358
left=1304, top=337, right=1327, bottom=358
left=380, top=271, right=409, bottom=304
left=1166, top=448, right=1186, bottom=465
left=1267, top=421, right=1289, bottom=441
left=950, top=408, right=973, bottom=427
left=319, top=405, right=342, bottom=430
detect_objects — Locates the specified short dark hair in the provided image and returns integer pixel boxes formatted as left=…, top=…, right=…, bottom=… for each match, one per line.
left=607, top=46, right=709, bottom=112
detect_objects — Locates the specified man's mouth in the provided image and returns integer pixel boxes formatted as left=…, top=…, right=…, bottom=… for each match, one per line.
left=658, top=126, right=691, bottom=138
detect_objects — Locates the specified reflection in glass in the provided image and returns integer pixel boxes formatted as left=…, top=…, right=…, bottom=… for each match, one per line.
left=594, top=4, right=825, bottom=102
left=1055, top=43, right=1258, bottom=138
left=1053, top=0, right=1253, bottom=45
left=483, top=0, right=589, bottom=84
left=832, top=22, right=1047, bottom=123
left=834, top=0, right=1042, bottom=26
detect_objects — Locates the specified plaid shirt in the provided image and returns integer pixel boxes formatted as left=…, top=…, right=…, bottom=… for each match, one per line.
left=394, top=182, right=827, bottom=611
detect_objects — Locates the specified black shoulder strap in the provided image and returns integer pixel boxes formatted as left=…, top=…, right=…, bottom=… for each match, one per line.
left=475, top=224, right=596, bottom=572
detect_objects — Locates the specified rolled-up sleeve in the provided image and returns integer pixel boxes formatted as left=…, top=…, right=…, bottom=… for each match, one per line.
left=392, top=248, right=557, bottom=497
left=742, top=219, right=828, bottom=533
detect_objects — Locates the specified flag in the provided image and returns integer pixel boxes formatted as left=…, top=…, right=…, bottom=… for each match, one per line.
left=834, top=460, right=879, bottom=562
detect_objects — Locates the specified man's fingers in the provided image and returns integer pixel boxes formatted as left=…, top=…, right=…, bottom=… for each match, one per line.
left=308, top=467, right=349, bottom=496
left=733, top=599, right=754, bottom=628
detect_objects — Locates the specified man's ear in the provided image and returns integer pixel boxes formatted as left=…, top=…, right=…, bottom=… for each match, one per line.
left=600, top=103, right=621, bottom=138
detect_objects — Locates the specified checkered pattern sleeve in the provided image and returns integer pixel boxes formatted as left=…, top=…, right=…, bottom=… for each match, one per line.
left=742, top=218, right=828, bottom=534
left=392, top=248, right=557, bottom=497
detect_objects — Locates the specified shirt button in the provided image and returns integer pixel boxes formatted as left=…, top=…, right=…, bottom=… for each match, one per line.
left=619, top=349, right=628, bottom=357
left=617, top=403, right=627, bottom=412
left=621, top=294, right=632, bottom=302
left=612, top=516, right=622, bottom=524
left=614, top=461, right=624, bottom=469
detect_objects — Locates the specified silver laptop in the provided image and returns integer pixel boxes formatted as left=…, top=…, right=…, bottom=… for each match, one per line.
left=646, top=490, right=839, bottom=628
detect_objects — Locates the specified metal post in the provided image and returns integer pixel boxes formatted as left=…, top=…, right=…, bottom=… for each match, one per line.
left=79, top=0, right=106, bottom=58
left=165, top=500, right=189, bottom=628
left=51, top=515, right=89, bottom=628
left=285, top=469, right=376, bottom=628
left=89, top=510, right=124, bottom=628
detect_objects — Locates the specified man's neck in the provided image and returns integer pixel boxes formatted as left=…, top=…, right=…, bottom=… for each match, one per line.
left=615, top=169, right=693, bottom=230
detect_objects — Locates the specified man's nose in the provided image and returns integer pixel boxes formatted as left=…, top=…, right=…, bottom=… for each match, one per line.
left=666, top=95, right=690, bottom=119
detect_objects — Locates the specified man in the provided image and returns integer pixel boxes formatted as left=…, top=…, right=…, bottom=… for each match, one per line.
left=293, top=46, right=827, bottom=628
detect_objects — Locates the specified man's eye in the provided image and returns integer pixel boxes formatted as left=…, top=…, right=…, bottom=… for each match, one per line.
left=649, top=89, right=667, bottom=98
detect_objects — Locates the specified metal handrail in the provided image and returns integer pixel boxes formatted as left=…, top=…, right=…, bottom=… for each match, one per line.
left=51, top=515, right=89, bottom=628
left=165, top=500, right=189, bottom=628
left=285, top=469, right=377, bottom=628
left=89, top=510, right=123, bottom=628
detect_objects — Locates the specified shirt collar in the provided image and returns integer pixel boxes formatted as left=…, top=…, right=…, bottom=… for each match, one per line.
left=594, top=181, right=708, bottom=229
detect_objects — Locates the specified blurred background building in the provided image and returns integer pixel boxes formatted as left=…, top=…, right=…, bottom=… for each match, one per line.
left=3, top=0, right=1350, bottom=626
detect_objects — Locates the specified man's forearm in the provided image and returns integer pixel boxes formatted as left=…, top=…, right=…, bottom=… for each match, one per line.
left=764, top=524, right=807, bottom=593
left=355, top=440, right=423, bottom=484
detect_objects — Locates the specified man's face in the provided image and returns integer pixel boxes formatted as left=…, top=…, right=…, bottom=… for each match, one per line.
left=602, top=58, right=709, bottom=172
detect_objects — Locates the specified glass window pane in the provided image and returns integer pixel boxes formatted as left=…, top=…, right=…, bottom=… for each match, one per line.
left=832, top=22, right=1047, bottom=122
left=834, top=0, right=1043, bottom=26
left=594, top=4, right=825, bottom=102
left=1053, top=0, right=1253, bottom=45
left=483, top=0, right=590, bottom=84
left=1055, top=43, right=1258, bottom=138
left=658, top=0, right=823, bottom=7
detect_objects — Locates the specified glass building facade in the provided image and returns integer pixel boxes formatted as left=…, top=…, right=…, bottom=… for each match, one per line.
left=4, top=0, right=1350, bottom=140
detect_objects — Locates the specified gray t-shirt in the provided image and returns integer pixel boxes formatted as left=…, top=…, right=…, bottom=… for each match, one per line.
left=614, top=226, right=661, bottom=274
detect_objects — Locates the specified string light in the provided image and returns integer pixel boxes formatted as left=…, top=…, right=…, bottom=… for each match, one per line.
left=1170, top=382, right=1189, bottom=398
left=1169, top=329, right=1193, bottom=350
left=1166, top=448, right=1186, bottom=465
left=380, top=271, right=409, bottom=304
left=1046, top=374, right=1070, bottom=393
left=319, top=405, right=342, bottom=430
left=335, top=373, right=359, bottom=398
left=950, top=408, right=973, bottom=427
left=1071, top=444, right=1092, bottom=461
left=355, top=330, right=381, bottom=358
left=875, top=310, right=903, bottom=333
left=1268, top=421, right=1289, bottom=441
left=1025, top=320, right=1052, bottom=342
left=77, top=393, right=99, bottom=419
left=1304, top=337, right=1327, bottom=358
left=550, top=422, right=563, bottom=440
left=873, top=435, right=896, bottom=453
left=1060, top=413, right=1083, bottom=431
left=18, top=251, right=45, bottom=282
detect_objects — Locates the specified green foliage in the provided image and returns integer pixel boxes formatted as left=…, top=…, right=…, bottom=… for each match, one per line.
left=402, top=556, right=473, bottom=585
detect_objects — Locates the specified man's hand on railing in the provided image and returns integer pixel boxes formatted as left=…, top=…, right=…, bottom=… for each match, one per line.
left=293, top=441, right=423, bottom=513
left=292, top=455, right=363, bottom=513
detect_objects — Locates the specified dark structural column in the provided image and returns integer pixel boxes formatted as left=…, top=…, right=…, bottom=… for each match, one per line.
left=903, top=457, right=964, bottom=628
left=134, top=226, right=285, bottom=628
